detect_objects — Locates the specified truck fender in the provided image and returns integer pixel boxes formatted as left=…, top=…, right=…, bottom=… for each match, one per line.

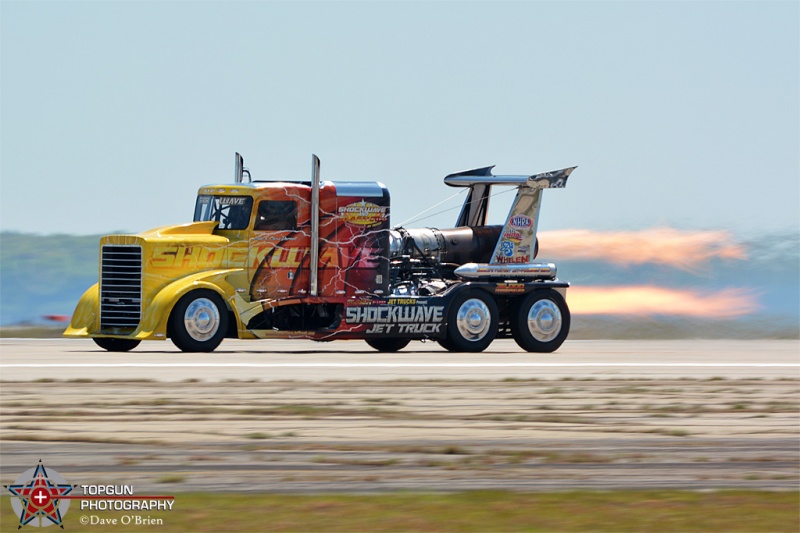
left=137, top=269, right=244, bottom=340
left=442, top=282, right=495, bottom=306
left=63, top=283, right=100, bottom=337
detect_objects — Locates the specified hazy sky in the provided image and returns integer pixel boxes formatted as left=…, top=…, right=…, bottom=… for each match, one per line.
left=1, top=1, right=798, bottom=237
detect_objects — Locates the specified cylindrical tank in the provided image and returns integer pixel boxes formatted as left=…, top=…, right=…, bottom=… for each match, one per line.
left=389, top=226, right=504, bottom=264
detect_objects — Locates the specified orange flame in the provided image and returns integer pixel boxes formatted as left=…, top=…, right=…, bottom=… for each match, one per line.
left=568, top=286, right=760, bottom=318
left=539, top=228, right=746, bottom=271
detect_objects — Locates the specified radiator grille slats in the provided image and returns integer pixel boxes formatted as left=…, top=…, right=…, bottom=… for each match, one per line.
left=100, top=246, right=142, bottom=328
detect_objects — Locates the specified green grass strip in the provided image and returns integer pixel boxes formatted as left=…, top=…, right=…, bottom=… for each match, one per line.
left=3, top=490, right=798, bottom=532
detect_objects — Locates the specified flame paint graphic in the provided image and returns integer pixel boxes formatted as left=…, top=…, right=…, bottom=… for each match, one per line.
left=539, top=228, right=746, bottom=271
left=569, top=286, right=760, bottom=318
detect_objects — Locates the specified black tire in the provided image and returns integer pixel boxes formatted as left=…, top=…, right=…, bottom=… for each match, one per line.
left=511, top=289, right=570, bottom=353
left=93, top=337, right=141, bottom=352
left=436, top=337, right=458, bottom=351
left=365, top=338, right=411, bottom=352
left=169, top=290, right=228, bottom=352
left=440, top=290, right=498, bottom=352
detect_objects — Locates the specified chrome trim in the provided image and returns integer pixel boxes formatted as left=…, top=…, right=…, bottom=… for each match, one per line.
left=234, top=153, right=244, bottom=183
left=527, top=299, right=562, bottom=342
left=454, top=262, right=557, bottom=280
left=310, top=154, right=321, bottom=297
left=455, top=298, right=492, bottom=342
left=183, top=297, right=221, bottom=341
left=100, top=245, right=142, bottom=329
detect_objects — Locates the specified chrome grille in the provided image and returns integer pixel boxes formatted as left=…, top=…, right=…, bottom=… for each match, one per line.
left=100, top=245, right=142, bottom=329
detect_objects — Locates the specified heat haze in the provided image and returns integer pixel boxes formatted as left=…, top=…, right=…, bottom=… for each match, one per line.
left=568, top=286, right=759, bottom=318
left=539, top=228, right=746, bottom=271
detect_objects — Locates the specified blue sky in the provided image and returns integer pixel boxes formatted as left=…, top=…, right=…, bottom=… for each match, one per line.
left=1, top=1, right=798, bottom=236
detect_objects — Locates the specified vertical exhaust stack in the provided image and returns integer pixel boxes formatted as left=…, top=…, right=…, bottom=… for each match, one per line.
left=234, top=153, right=244, bottom=183
left=234, top=152, right=251, bottom=183
left=310, top=154, right=321, bottom=297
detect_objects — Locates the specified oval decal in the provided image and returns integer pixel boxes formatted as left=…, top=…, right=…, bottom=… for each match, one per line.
left=502, top=230, right=523, bottom=243
left=339, top=201, right=388, bottom=227
left=509, top=215, right=532, bottom=229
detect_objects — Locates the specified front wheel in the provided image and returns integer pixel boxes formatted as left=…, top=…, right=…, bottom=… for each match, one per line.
left=440, top=290, right=498, bottom=352
left=169, top=290, right=228, bottom=352
left=365, top=338, right=411, bottom=352
left=93, top=337, right=141, bottom=352
left=511, top=290, right=570, bottom=353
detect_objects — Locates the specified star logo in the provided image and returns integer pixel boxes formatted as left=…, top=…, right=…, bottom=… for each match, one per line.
left=4, top=460, right=76, bottom=529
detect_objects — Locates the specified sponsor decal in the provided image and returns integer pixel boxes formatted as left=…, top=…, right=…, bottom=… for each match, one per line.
left=493, top=255, right=531, bottom=264
left=499, top=241, right=514, bottom=257
left=495, top=283, right=525, bottom=294
left=509, top=215, right=532, bottom=229
left=351, top=298, right=383, bottom=306
left=502, top=230, right=523, bottom=243
left=345, top=306, right=444, bottom=324
left=386, top=298, right=418, bottom=305
left=339, top=201, right=388, bottom=227
left=478, top=266, right=550, bottom=274
left=345, top=305, right=444, bottom=335
left=247, top=245, right=343, bottom=271
left=219, top=196, right=247, bottom=206
left=365, top=323, right=440, bottom=334
left=151, top=245, right=217, bottom=268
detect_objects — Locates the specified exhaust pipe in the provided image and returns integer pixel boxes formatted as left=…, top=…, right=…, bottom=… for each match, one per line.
left=310, top=154, right=321, bottom=297
left=234, top=153, right=244, bottom=183
left=234, top=152, right=251, bottom=183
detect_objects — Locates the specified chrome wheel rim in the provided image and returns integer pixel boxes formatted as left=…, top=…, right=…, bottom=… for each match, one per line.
left=184, top=298, right=220, bottom=341
left=527, top=299, right=562, bottom=342
left=456, top=298, right=492, bottom=342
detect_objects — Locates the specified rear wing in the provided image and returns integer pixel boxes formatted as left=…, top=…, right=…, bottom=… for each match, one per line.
left=444, top=166, right=575, bottom=188
left=445, top=166, right=576, bottom=265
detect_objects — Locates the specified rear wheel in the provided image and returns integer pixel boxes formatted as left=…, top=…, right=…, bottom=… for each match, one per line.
left=169, top=290, right=228, bottom=352
left=440, top=290, right=498, bottom=352
left=93, top=337, right=140, bottom=352
left=511, top=289, right=570, bottom=353
left=365, top=338, right=411, bottom=352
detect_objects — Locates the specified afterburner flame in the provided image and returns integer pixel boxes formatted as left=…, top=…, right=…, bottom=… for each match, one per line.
left=569, top=286, right=760, bottom=318
left=539, top=228, right=746, bottom=271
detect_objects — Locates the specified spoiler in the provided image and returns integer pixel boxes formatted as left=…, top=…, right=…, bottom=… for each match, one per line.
left=447, top=165, right=577, bottom=228
left=444, top=165, right=577, bottom=265
left=444, top=166, right=576, bottom=189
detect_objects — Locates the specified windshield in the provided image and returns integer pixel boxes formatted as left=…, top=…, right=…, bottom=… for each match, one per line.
left=194, top=195, right=253, bottom=230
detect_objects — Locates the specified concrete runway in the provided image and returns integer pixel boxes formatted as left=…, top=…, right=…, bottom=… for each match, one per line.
left=1, top=338, right=798, bottom=493
left=1, top=338, right=798, bottom=381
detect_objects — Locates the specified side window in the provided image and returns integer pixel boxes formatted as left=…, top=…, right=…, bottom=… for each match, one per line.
left=255, top=200, right=298, bottom=231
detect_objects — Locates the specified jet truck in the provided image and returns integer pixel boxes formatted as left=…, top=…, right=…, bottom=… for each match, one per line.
left=65, top=154, right=576, bottom=353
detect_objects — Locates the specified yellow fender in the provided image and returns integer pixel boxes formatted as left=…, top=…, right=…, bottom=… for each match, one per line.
left=64, top=269, right=248, bottom=341
left=63, top=284, right=100, bottom=337
left=138, top=268, right=246, bottom=340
